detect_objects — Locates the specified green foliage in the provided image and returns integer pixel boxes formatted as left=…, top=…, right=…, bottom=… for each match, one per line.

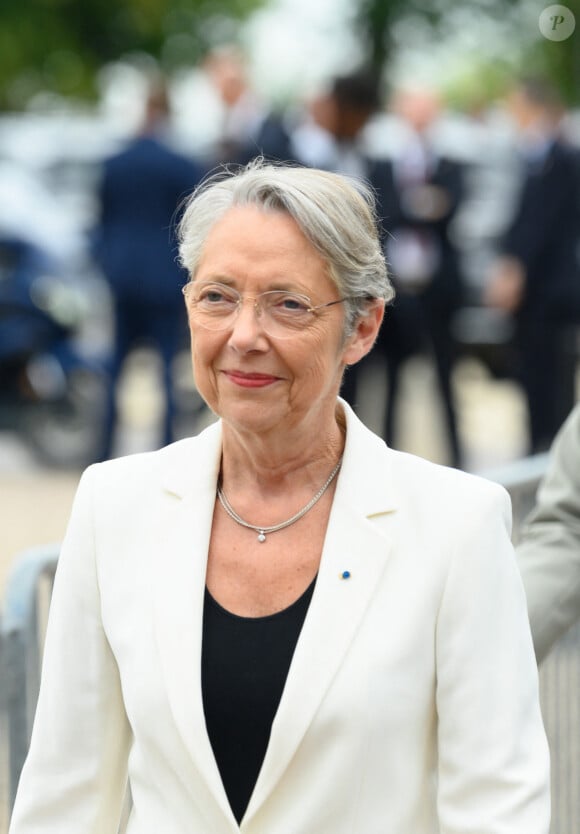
left=353, top=0, right=579, bottom=106
left=0, top=0, right=266, bottom=109
left=442, top=59, right=515, bottom=115
left=526, top=0, right=580, bottom=106
left=2, top=0, right=578, bottom=110
left=353, top=0, right=401, bottom=71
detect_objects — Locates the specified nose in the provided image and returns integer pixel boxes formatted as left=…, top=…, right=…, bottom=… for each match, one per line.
left=227, top=297, right=268, bottom=351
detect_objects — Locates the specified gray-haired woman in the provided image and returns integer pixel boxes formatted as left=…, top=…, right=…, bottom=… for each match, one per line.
left=10, top=161, right=549, bottom=834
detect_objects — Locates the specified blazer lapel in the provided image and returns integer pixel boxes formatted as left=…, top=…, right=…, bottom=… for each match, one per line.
left=243, top=404, right=398, bottom=825
left=151, top=403, right=398, bottom=829
left=153, top=422, right=238, bottom=828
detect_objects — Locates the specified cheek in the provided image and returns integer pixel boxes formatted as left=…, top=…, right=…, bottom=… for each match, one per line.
left=290, top=329, right=345, bottom=387
left=189, top=331, right=220, bottom=393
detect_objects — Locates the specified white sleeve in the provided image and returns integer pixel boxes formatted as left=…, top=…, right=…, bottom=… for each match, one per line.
left=9, top=465, right=132, bottom=834
left=436, top=483, right=551, bottom=833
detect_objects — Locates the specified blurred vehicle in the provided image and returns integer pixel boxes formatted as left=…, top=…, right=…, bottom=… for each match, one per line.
left=0, top=235, right=108, bottom=467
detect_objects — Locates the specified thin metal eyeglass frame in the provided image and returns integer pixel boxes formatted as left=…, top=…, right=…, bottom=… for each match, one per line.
left=181, top=282, right=360, bottom=333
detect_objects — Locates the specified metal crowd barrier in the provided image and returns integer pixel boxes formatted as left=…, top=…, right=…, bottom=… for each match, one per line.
left=0, top=452, right=577, bottom=834
left=0, top=546, right=131, bottom=834
left=483, top=452, right=580, bottom=834
left=481, top=453, right=550, bottom=544
left=0, top=544, right=59, bottom=818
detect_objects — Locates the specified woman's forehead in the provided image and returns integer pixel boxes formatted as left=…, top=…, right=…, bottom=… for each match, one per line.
left=197, top=206, right=334, bottom=287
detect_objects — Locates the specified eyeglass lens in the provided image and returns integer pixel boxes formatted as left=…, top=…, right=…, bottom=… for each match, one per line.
left=184, top=283, right=316, bottom=338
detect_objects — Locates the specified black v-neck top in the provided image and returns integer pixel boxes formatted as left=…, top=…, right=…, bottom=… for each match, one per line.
left=201, top=577, right=316, bottom=824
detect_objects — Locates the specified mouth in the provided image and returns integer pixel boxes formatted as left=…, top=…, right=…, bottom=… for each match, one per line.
left=223, top=370, right=281, bottom=388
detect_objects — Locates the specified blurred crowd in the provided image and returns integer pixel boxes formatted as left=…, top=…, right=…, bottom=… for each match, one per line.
left=1, top=46, right=580, bottom=470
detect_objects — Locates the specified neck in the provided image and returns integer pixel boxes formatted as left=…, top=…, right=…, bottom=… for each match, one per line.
left=220, top=403, right=346, bottom=493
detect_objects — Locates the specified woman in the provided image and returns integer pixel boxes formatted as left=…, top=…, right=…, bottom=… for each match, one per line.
left=9, top=162, right=549, bottom=833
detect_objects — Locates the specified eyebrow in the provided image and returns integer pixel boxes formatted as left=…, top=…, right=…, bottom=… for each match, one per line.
left=193, top=275, right=236, bottom=286
left=196, top=276, right=312, bottom=296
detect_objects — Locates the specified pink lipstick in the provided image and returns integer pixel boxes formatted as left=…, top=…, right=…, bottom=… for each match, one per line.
left=224, top=371, right=279, bottom=388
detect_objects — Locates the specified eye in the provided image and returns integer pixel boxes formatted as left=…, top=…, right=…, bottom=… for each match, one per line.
left=197, top=284, right=238, bottom=305
left=269, top=292, right=311, bottom=314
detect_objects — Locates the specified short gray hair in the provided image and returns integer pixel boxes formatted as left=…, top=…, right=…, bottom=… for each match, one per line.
left=177, top=160, right=394, bottom=337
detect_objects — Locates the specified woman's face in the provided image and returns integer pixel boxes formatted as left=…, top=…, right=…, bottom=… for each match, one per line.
left=186, top=205, right=376, bottom=439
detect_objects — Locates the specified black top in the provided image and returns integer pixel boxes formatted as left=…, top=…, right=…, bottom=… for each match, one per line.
left=201, top=577, right=316, bottom=824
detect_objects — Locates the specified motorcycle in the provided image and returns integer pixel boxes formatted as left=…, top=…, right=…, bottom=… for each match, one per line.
left=0, top=235, right=108, bottom=467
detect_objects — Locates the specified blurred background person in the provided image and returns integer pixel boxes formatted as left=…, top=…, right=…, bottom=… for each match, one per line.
left=292, top=76, right=466, bottom=468
left=484, top=76, right=580, bottom=453
left=517, top=402, right=580, bottom=663
left=290, top=69, right=382, bottom=179
left=204, top=45, right=293, bottom=166
left=288, top=87, right=340, bottom=172
left=377, top=85, right=466, bottom=469
left=289, top=71, right=396, bottom=429
left=92, top=74, right=204, bottom=461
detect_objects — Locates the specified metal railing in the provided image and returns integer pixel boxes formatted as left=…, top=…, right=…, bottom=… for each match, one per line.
left=481, top=452, right=550, bottom=544
left=0, top=544, right=130, bottom=833
left=482, top=452, right=580, bottom=834
left=0, top=545, right=58, bottom=819
left=1, top=452, right=578, bottom=833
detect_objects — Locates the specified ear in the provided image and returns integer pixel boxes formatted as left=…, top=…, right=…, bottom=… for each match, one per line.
left=341, top=300, right=385, bottom=366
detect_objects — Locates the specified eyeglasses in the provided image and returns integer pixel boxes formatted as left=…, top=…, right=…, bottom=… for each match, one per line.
left=182, top=281, right=357, bottom=339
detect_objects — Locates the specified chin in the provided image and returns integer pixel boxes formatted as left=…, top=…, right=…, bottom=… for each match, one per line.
left=218, top=397, right=284, bottom=433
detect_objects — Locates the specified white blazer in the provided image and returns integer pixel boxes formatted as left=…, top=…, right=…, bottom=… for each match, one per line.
left=10, top=402, right=550, bottom=834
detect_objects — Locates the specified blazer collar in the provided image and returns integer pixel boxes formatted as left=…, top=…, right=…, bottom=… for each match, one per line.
left=154, top=421, right=236, bottom=830
left=159, top=400, right=398, bottom=516
left=160, top=417, right=223, bottom=500
left=154, top=401, right=398, bottom=830
left=243, top=403, right=398, bottom=825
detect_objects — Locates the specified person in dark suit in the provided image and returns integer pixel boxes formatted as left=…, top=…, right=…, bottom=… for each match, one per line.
left=485, top=77, right=580, bottom=453
left=93, top=76, right=204, bottom=460
left=375, top=86, right=466, bottom=468
left=292, top=75, right=466, bottom=468
left=288, top=72, right=390, bottom=414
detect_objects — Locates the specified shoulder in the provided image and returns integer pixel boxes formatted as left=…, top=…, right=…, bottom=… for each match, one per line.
left=551, top=138, right=579, bottom=162
left=85, top=447, right=167, bottom=489
left=366, top=157, right=395, bottom=188
left=342, top=402, right=510, bottom=530
left=104, top=139, right=143, bottom=165
left=436, top=153, right=464, bottom=171
left=388, top=453, right=516, bottom=597
left=390, top=447, right=509, bottom=516
left=539, top=403, right=580, bottom=491
left=558, top=401, right=580, bottom=440
left=433, top=154, right=465, bottom=184
left=544, top=140, right=580, bottom=179
left=82, top=420, right=221, bottom=502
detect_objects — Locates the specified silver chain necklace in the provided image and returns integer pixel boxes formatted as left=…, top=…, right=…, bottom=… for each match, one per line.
left=217, top=457, right=343, bottom=543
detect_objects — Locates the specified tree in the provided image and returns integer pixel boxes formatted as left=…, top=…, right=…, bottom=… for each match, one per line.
left=352, top=0, right=434, bottom=74
left=529, top=0, right=580, bottom=105
left=0, top=0, right=266, bottom=109
left=352, top=0, right=579, bottom=106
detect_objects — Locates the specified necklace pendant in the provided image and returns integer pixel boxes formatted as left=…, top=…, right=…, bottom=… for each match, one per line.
left=217, top=456, right=342, bottom=545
